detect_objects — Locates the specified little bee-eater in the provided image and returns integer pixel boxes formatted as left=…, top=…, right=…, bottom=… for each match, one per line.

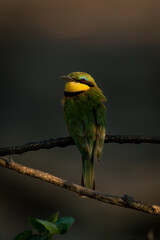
left=61, top=72, right=106, bottom=190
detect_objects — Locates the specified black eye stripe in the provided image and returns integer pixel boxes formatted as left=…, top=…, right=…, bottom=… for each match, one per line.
left=72, top=78, right=94, bottom=87
left=80, top=79, right=85, bottom=83
left=85, top=82, right=94, bottom=87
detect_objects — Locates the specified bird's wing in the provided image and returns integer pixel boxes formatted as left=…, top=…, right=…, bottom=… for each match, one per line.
left=93, top=102, right=106, bottom=161
left=64, top=99, right=106, bottom=160
left=64, top=101, right=96, bottom=160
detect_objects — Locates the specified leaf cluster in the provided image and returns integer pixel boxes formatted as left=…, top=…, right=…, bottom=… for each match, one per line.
left=14, top=212, right=75, bottom=240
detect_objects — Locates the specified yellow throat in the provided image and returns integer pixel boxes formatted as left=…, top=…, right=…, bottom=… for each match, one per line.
left=65, top=81, right=90, bottom=92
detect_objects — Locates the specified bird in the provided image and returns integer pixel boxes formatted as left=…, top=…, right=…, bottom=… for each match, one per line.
left=61, top=72, right=107, bottom=190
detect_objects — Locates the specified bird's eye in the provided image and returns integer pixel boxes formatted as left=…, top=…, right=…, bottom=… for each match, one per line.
left=79, top=76, right=88, bottom=83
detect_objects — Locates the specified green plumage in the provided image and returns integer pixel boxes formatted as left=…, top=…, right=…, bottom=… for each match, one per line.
left=62, top=72, right=106, bottom=190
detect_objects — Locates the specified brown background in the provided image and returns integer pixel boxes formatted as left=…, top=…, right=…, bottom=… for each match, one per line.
left=0, top=0, right=160, bottom=239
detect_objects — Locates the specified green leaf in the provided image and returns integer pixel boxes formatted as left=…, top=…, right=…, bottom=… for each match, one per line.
left=28, top=218, right=46, bottom=234
left=13, top=230, right=32, bottom=240
left=36, top=219, right=59, bottom=235
left=55, top=217, right=75, bottom=234
left=47, top=212, right=59, bottom=223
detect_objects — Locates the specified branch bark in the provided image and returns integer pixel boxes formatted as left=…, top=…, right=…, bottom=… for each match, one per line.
left=0, top=135, right=160, bottom=157
left=0, top=157, right=160, bottom=216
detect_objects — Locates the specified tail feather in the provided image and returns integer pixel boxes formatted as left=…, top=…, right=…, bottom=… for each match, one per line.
left=81, top=156, right=95, bottom=190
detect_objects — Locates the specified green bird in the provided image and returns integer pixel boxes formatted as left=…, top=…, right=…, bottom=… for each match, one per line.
left=61, top=72, right=107, bottom=190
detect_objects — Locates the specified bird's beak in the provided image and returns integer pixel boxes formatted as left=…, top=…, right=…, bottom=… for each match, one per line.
left=60, top=75, right=73, bottom=81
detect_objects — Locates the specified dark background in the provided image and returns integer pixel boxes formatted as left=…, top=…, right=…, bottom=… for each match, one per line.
left=0, top=0, right=160, bottom=239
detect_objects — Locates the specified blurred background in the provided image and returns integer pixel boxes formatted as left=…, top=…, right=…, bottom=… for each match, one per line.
left=0, top=0, right=160, bottom=239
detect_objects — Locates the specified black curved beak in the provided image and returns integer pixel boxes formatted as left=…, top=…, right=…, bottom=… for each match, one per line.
left=60, top=75, right=73, bottom=81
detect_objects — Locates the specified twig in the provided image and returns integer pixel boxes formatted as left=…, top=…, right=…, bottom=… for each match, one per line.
left=0, top=157, right=160, bottom=216
left=0, top=135, right=160, bottom=157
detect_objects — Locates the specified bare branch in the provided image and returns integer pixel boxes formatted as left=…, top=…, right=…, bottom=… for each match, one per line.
left=0, top=157, right=160, bottom=216
left=0, top=135, right=160, bottom=157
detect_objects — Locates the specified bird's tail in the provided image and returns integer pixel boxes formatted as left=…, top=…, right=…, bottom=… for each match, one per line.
left=81, top=156, right=95, bottom=190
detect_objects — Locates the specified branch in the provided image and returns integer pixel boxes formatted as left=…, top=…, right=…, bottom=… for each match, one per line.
left=0, top=157, right=160, bottom=216
left=0, top=135, right=160, bottom=157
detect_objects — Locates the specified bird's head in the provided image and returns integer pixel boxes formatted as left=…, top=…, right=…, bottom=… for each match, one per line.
left=60, top=72, right=97, bottom=94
